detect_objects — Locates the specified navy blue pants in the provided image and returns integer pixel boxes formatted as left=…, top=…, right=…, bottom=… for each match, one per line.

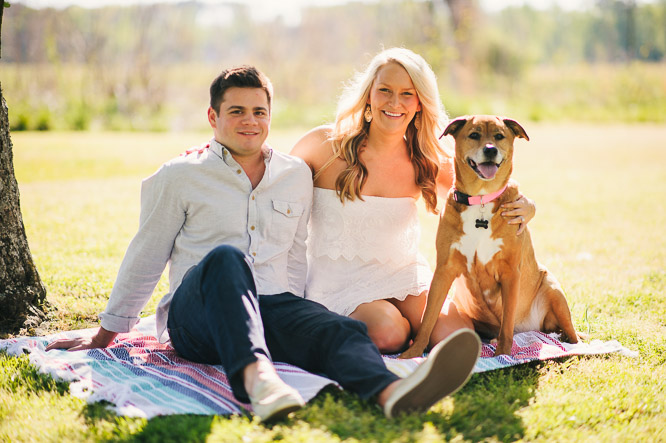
left=167, top=245, right=399, bottom=403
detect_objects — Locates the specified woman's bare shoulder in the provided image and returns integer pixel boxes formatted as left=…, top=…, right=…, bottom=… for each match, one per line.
left=290, top=125, right=335, bottom=170
left=292, top=125, right=333, bottom=150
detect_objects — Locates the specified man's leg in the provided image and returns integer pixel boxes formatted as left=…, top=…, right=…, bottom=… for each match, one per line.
left=259, top=294, right=400, bottom=399
left=167, top=245, right=304, bottom=420
left=167, top=245, right=265, bottom=398
left=259, top=293, right=481, bottom=417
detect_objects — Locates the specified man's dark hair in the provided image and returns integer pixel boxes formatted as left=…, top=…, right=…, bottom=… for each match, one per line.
left=209, top=65, right=273, bottom=114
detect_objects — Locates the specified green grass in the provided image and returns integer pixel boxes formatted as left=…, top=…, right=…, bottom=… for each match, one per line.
left=2, top=126, right=666, bottom=441
left=445, top=63, right=666, bottom=124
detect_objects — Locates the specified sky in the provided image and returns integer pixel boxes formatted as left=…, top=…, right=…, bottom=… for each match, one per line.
left=5, top=0, right=632, bottom=26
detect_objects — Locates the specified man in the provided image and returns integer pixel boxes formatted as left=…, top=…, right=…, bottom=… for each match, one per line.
left=47, top=66, right=481, bottom=421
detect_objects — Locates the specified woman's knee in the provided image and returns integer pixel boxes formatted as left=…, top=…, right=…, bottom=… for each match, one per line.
left=352, top=307, right=410, bottom=353
left=370, top=319, right=410, bottom=353
left=332, top=313, right=407, bottom=353
left=391, top=291, right=427, bottom=335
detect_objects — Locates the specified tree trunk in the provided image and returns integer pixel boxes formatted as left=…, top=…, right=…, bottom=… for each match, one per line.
left=0, top=3, right=47, bottom=332
left=443, top=0, right=480, bottom=94
left=445, top=0, right=478, bottom=57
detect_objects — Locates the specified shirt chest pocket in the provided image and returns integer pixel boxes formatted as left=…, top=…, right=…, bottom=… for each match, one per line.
left=270, top=200, right=304, bottom=245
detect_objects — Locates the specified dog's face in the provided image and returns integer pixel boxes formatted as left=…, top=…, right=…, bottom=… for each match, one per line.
left=443, top=115, right=529, bottom=183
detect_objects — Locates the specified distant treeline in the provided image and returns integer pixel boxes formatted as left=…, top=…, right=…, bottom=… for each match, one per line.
left=1, top=0, right=666, bottom=131
left=4, top=1, right=666, bottom=65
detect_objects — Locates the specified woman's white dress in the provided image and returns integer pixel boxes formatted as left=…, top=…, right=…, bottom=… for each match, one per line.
left=305, top=187, right=433, bottom=316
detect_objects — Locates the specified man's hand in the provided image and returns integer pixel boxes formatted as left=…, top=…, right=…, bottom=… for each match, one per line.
left=501, top=195, right=536, bottom=235
left=45, top=327, right=118, bottom=352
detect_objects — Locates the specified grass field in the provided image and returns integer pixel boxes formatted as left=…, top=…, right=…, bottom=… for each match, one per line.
left=2, top=125, right=666, bottom=442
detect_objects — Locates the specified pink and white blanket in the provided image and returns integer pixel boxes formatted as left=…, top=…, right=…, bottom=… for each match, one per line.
left=0, top=316, right=636, bottom=418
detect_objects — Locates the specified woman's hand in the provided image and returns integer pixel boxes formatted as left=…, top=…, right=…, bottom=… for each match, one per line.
left=45, top=327, right=117, bottom=352
left=501, top=195, right=536, bottom=235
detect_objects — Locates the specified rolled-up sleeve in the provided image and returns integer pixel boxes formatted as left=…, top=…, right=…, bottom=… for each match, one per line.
left=100, top=165, right=185, bottom=333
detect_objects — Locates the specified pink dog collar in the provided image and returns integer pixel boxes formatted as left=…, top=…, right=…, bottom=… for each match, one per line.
left=453, top=184, right=508, bottom=206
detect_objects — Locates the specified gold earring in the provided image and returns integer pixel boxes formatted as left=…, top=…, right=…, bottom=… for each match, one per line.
left=364, top=106, right=373, bottom=123
left=414, top=112, right=421, bottom=130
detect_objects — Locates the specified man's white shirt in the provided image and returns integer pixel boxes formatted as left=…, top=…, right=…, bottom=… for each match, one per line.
left=100, top=139, right=313, bottom=343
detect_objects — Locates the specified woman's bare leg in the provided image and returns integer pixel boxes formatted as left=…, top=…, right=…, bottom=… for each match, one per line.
left=350, top=300, right=411, bottom=353
left=389, top=290, right=427, bottom=337
left=428, top=298, right=475, bottom=348
left=392, top=291, right=475, bottom=349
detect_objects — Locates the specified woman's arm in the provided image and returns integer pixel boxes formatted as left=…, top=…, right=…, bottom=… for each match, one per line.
left=501, top=195, right=536, bottom=235
left=435, top=156, right=454, bottom=197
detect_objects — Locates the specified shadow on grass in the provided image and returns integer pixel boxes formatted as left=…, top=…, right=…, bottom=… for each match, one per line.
left=123, top=415, right=216, bottom=442
left=447, top=363, right=542, bottom=441
left=82, top=402, right=216, bottom=442
left=296, top=363, right=542, bottom=442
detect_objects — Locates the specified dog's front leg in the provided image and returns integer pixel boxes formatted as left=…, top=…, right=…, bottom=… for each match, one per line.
left=495, top=270, right=520, bottom=356
left=399, top=264, right=458, bottom=359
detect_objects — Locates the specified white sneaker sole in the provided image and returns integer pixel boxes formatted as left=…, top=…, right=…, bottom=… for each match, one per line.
left=253, top=391, right=305, bottom=422
left=384, top=328, right=481, bottom=418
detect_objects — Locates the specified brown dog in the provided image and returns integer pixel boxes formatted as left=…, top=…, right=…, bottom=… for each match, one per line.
left=400, top=115, right=579, bottom=358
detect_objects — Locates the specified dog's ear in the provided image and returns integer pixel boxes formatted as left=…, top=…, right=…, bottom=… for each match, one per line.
left=441, top=116, right=469, bottom=139
left=503, top=118, right=529, bottom=141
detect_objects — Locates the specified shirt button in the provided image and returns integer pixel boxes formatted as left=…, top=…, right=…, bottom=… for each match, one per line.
left=236, top=169, right=242, bottom=174
left=252, top=252, right=256, bottom=257
left=251, top=195, right=255, bottom=200
left=250, top=226, right=255, bottom=231
left=287, top=209, right=291, bottom=214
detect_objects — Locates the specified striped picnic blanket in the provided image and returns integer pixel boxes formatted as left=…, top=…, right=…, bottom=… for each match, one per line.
left=0, top=316, right=636, bottom=418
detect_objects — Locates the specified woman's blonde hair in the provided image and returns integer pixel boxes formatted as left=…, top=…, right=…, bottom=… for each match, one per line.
left=319, top=47, right=448, bottom=213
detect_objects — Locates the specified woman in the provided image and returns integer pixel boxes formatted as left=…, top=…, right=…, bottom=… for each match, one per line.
left=291, top=48, right=534, bottom=353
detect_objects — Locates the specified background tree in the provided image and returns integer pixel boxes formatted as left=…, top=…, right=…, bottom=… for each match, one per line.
left=443, top=0, right=480, bottom=93
left=0, top=2, right=47, bottom=332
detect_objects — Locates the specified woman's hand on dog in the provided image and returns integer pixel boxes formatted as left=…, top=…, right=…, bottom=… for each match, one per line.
left=501, top=195, right=536, bottom=235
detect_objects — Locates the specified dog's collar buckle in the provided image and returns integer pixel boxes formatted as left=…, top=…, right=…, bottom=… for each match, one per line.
left=453, top=184, right=508, bottom=206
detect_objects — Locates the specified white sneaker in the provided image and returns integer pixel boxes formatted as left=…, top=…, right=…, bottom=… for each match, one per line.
left=384, top=328, right=481, bottom=418
left=249, top=368, right=305, bottom=422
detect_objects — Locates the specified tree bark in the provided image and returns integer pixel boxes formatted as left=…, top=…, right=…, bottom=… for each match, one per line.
left=0, top=3, right=47, bottom=332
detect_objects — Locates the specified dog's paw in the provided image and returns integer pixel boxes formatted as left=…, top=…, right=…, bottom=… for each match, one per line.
left=398, top=346, right=425, bottom=359
left=573, top=330, right=589, bottom=342
left=493, top=341, right=513, bottom=356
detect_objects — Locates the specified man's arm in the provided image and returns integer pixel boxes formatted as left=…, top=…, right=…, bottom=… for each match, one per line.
left=47, top=164, right=186, bottom=351
left=45, top=326, right=118, bottom=351
left=286, top=167, right=314, bottom=296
